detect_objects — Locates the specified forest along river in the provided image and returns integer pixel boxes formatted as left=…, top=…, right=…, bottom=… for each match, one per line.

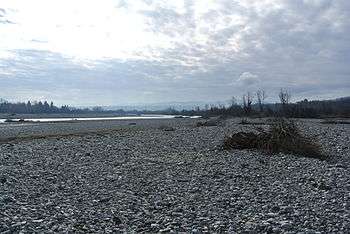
left=0, top=115, right=201, bottom=124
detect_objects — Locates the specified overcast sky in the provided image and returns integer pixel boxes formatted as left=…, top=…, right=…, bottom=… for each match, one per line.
left=0, top=0, right=349, bottom=106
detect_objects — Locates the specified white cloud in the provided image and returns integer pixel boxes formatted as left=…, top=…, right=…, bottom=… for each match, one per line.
left=237, top=72, right=260, bottom=86
left=0, top=0, right=174, bottom=59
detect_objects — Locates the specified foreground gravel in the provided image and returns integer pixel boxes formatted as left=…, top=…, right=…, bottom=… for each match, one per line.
left=0, top=118, right=349, bottom=233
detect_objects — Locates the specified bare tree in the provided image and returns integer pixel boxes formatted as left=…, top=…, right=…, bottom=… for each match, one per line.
left=279, top=88, right=291, bottom=105
left=256, top=89, right=267, bottom=112
left=279, top=88, right=291, bottom=116
left=242, top=92, right=253, bottom=115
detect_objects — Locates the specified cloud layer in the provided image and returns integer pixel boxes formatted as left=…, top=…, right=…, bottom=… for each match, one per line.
left=0, top=0, right=349, bottom=105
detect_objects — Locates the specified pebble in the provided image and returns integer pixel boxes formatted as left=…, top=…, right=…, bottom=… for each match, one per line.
left=0, top=118, right=349, bottom=233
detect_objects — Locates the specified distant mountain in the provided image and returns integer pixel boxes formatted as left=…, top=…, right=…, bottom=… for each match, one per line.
left=0, top=98, right=7, bottom=103
left=78, top=96, right=350, bottom=111
left=41, top=95, right=350, bottom=114
left=100, top=100, right=230, bottom=111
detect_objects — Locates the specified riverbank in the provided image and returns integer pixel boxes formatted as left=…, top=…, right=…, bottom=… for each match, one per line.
left=0, top=113, right=132, bottom=120
left=0, top=118, right=349, bottom=232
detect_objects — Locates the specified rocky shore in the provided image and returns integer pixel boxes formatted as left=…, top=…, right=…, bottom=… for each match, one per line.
left=0, top=118, right=349, bottom=233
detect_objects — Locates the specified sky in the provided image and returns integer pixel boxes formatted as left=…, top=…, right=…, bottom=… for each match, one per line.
left=0, top=0, right=349, bottom=106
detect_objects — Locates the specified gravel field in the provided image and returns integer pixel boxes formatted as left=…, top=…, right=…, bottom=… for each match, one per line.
left=0, top=118, right=349, bottom=233
left=0, top=119, right=196, bottom=141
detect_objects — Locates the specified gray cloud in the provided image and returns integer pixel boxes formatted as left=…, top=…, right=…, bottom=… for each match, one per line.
left=136, top=0, right=350, bottom=98
left=0, top=0, right=349, bottom=105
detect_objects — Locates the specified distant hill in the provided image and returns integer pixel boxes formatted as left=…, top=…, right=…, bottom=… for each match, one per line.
left=100, top=101, right=229, bottom=111
left=92, top=97, right=350, bottom=112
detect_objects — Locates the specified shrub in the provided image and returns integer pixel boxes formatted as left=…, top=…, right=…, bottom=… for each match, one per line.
left=224, top=118, right=325, bottom=160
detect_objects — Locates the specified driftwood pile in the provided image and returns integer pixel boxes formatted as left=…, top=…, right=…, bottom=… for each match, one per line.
left=224, top=118, right=325, bottom=159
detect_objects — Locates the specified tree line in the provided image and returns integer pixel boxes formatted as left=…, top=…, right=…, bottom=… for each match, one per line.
left=1, top=90, right=349, bottom=118
left=0, top=100, right=85, bottom=114
left=163, top=89, right=350, bottom=118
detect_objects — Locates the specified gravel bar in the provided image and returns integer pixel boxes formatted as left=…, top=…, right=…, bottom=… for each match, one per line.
left=0, top=118, right=349, bottom=233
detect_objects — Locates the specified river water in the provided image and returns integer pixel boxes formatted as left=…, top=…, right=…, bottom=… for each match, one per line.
left=0, top=115, right=200, bottom=124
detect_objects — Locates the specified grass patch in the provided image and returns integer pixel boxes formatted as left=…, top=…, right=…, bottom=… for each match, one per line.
left=0, top=128, right=136, bottom=144
left=224, top=118, right=325, bottom=160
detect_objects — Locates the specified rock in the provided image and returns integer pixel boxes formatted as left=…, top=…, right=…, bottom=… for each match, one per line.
left=244, top=221, right=256, bottom=229
left=11, top=221, right=27, bottom=228
left=280, top=206, right=294, bottom=214
left=150, top=223, right=159, bottom=229
left=159, top=227, right=171, bottom=232
left=0, top=175, right=7, bottom=184
left=113, top=216, right=122, bottom=225
left=272, top=227, right=282, bottom=233
left=280, top=221, right=292, bottom=230
left=32, top=219, right=44, bottom=223
left=1, top=195, right=16, bottom=204
left=318, top=182, right=332, bottom=191
left=270, top=206, right=280, bottom=213
left=266, top=213, right=278, bottom=218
